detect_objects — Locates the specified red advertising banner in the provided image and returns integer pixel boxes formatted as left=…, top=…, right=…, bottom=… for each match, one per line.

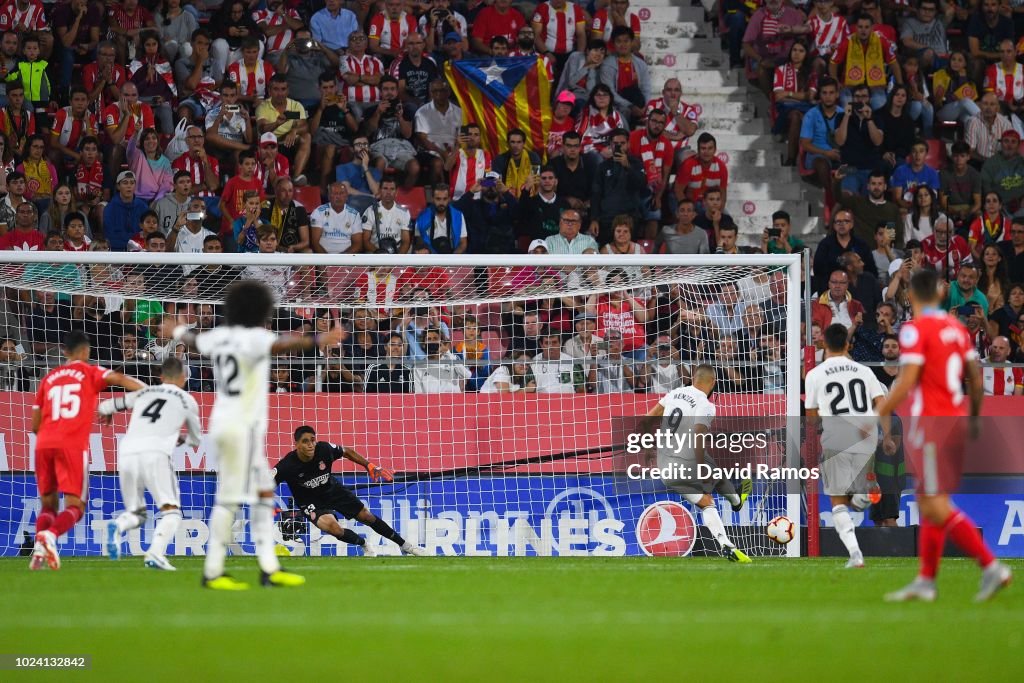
left=1, top=391, right=1017, bottom=474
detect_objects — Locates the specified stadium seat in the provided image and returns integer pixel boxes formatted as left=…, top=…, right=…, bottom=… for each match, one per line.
left=295, top=186, right=323, bottom=214
left=639, top=239, right=655, bottom=254
left=926, top=139, right=949, bottom=170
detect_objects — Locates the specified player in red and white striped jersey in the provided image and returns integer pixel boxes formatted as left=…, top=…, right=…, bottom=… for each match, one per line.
left=339, top=32, right=385, bottom=112
left=877, top=269, right=1012, bottom=602
left=644, top=78, right=700, bottom=155
left=532, top=0, right=587, bottom=60
left=982, top=336, right=1023, bottom=395
left=252, top=0, right=303, bottom=56
left=368, top=0, right=419, bottom=62
left=447, top=123, right=491, bottom=200
left=591, top=0, right=641, bottom=52
left=0, top=0, right=51, bottom=57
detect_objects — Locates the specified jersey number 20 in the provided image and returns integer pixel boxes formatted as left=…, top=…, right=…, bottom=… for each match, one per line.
left=825, top=379, right=868, bottom=415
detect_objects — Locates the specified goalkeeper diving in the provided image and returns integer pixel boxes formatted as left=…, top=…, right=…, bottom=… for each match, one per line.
left=272, top=425, right=429, bottom=556
left=641, top=364, right=754, bottom=563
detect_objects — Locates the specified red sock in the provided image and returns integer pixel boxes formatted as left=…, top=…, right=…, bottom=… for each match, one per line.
left=36, top=507, right=56, bottom=534
left=918, top=517, right=945, bottom=580
left=50, top=506, right=83, bottom=538
left=943, top=510, right=996, bottom=569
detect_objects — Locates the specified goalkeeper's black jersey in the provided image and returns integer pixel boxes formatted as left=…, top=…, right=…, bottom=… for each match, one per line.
left=272, top=441, right=349, bottom=506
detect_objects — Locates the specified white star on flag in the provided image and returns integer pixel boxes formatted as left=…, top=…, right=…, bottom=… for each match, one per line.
left=481, top=61, right=506, bottom=86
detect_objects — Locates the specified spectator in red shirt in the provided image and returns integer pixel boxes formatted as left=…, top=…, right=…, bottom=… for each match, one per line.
left=0, top=200, right=44, bottom=250
left=82, top=41, right=126, bottom=118
left=219, top=148, right=265, bottom=244
left=674, top=132, right=729, bottom=211
left=470, top=0, right=526, bottom=55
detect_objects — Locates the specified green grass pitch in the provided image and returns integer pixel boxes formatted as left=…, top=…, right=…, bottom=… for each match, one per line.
left=2, top=556, right=1022, bottom=682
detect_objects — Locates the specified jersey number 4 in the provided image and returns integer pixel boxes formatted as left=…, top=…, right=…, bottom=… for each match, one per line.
left=141, top=399, right=167, bottom=423
left=47, top=383, right=81, bottom=420
left=825, top=379, right=868, bottom=415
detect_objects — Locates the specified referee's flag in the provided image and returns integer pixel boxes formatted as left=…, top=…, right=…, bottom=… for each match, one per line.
left=444, top=56, right=552, bottom=158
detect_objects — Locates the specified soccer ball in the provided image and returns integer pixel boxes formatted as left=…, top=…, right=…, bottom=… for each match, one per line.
left=766, top=515, right=795, bottom=545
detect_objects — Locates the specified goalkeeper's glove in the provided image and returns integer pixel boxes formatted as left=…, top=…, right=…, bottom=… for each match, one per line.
left=366, top=463, right=394, bottom=482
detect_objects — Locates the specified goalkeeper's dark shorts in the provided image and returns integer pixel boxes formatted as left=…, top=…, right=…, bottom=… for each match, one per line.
left=302, top=486, right=365, bottom=523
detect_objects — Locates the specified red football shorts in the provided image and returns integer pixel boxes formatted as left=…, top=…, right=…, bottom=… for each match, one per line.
left=35, top=446, right=90, bottom=499
left=903, top=416, right=967, bottom=496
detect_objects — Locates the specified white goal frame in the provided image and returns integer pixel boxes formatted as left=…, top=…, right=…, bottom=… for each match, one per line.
left=0, top=251, right=803, bottom=557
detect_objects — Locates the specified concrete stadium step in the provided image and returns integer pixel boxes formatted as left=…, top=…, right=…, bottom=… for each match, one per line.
left=634, top=0, right=699, bottom=6
left=645, top=52, right=725, bottom=70
left=726, top=182, right=805, bottom=201
left=728, top=164, right=797, bottom=183
left=718, top=148, right=783, bottom=166
left=725, top=198, right=802, bottom=218
left=700, top=118, right=770, bottom=135
left=641, top=37, right=721, bottom=54
left=656, top=68, right=738, bottom=88
left=642, top=22, right=707, bottom=40
left=695, top=101, right=756, bottom=121
left=702, top=133, right=776, bottom=149
left=636, top=6, right=708, bottom=23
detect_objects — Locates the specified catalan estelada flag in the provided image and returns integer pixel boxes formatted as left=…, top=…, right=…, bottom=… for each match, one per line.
left=444, top=56, right=551, bottom=158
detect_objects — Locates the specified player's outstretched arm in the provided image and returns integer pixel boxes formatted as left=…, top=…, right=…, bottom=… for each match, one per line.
left=876, top=364, right=922, bottom=417
left=339, top=446, right=395, bottom=482
left=97, top=391, right=142, bottom=424
left=105, top=371, right=146, bottom=393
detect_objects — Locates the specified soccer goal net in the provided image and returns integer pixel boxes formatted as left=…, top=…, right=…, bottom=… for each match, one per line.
left=0, top=251, right=802, bottom=558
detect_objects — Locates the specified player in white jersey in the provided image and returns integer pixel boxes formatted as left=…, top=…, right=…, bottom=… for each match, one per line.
left=805, top=323, right=890, bottom=568
left=641, top=365, right=753, bottom=563
left=166, top=280, right=344, bottom=590
left=99, top=357, right=200, bottom=571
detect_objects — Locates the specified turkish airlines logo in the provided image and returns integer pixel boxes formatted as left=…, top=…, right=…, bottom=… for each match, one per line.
left=636, top=501, right=696, bottom=557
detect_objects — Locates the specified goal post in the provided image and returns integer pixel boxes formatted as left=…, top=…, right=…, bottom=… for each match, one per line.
left=0, top=251, right=804, bottom=558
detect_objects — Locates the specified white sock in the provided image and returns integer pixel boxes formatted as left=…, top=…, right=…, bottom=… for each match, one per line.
left=251, top=500, right=281, bottom=575
left=204, top=505, right=235, bottom=580
left=832, top=505, right=862, bottom=559
left=148, top=509, right=182, bottom=558
left=115, top=511, right=143, bottom=534
left=701, top=506, right=734, bottom=549
left=722, top=492, right=740, bottom=507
